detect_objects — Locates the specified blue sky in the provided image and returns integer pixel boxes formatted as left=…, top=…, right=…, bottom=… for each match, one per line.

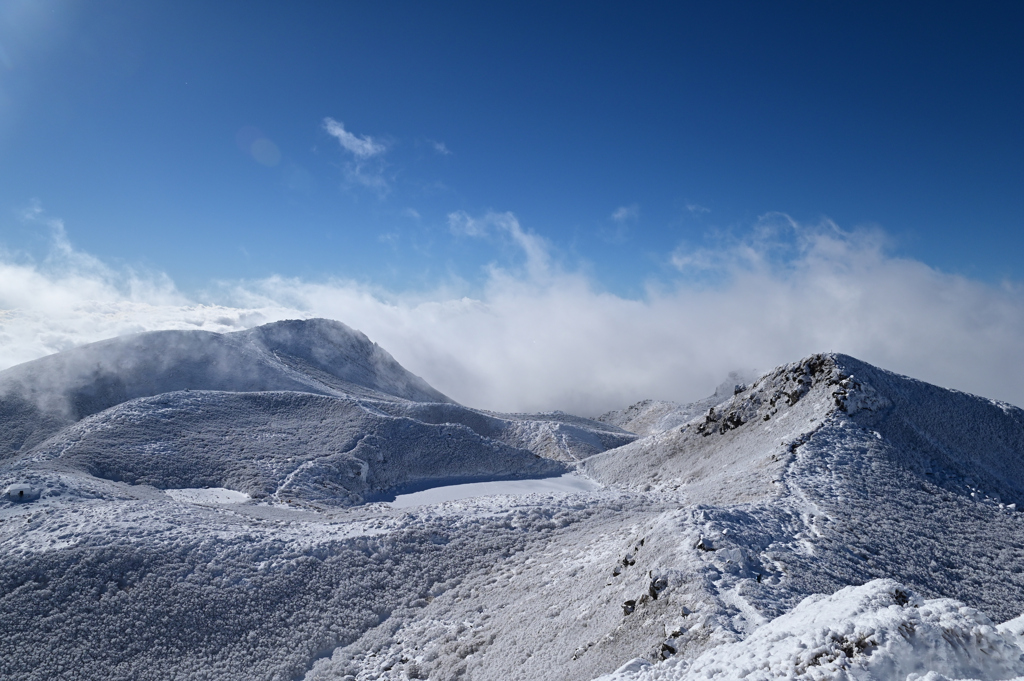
left=1, top=1, right=1023, bottom=412
left=2, top=1, right=1021, bottom=291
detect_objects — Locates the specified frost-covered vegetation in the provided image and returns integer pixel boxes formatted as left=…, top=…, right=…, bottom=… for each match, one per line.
left=3, top=320, right=1024, bottom=680
left=597, top=580, right=1024, bottom=681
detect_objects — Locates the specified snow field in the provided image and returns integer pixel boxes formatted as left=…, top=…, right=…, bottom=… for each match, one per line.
left=0, top=490, right=595, bottom=681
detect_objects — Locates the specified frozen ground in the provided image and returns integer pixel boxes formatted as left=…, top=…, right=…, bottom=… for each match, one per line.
left=3, top=320, right=1024, bottom=680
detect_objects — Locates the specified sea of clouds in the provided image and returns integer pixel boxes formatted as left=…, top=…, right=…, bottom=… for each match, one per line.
left=2, top=209, right=1023, bottom=416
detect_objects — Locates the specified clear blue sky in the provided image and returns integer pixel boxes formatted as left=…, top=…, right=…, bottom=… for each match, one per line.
left=1, top=0, right=1022, bottom=296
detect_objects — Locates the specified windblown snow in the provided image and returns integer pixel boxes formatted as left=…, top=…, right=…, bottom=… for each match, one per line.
left=2, top=318, right=1024, bottom=681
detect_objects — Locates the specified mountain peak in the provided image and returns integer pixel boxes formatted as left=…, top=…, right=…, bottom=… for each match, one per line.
left=234, top=318, right=451, bottom=404
left=0, top=318, right=451, bottom=456
left=584, top=350, right=1024, bottom=509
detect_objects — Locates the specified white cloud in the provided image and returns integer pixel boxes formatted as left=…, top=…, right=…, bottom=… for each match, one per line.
left=0, top=206, right=268, bottom=367
left=322, top=118, right=390, bottom=194
left=3, top=209, right=1024, bottom=417
left=322, top=118, right=386, bottom=158
left=605, top=204, right=639, bottom=243
left=447, top=211, right=550, bottom=279
left=447, top=210, right=487, bottom=237
left=430, top=140, right=451, bottom=155
left=611, top=204, right=639, bottom=223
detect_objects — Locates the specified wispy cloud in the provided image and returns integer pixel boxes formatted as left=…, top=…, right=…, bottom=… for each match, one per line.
left=611, top=204, right=639, bottom=224
left=322, top=118, right=386, bottom=158
left=344, top=164, right=390, bottom=193
left=604, top=204, right=639, bottom=243
left=447, top=211, right=550, bottom=279
left=430, top=140, right=451, bottom=156
left=322, top=118, right=390, bottom=194
left=0, top=204, right=221, bottom=365
left=447, top=210, right=488, bottom=237
left=4, top=208, right=1024, bottom=416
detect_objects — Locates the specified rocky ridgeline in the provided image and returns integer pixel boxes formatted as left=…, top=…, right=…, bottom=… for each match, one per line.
left=694, top=354, right=891, bottom=438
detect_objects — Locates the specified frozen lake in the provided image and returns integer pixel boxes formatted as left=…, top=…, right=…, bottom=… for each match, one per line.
left=389, top=473, right=602, bottom=509
left=164, top=487, right=251, bottom=504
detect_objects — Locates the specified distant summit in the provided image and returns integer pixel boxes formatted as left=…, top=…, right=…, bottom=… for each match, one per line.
left=239, top=318, right=452, bottom=404
left=596, top=370, right=756, bottom=437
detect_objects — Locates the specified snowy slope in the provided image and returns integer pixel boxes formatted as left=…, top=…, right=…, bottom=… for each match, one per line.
left=4, top=344, right=1024, bottom=681
left=0, top=318, right=632, bottom=468
left=0, top=319, right=632, bottom=505
left=0, top=320, right=634, bottom=677
left=566, top=353, right=1024, bottom=679
left=7, top=390, right=566, bottom=506
left=320, top=354, right=1024, bottom=681
left=383, top=402, right=637, bottom=462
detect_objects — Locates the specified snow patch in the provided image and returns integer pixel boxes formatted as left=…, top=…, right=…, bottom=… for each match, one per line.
left=164, top=487, right=251, bottom=504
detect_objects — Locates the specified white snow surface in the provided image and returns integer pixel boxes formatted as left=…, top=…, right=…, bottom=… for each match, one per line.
left=164, top=487, right=251, bottom=504
left=4, top=322, right=1024, bottom=681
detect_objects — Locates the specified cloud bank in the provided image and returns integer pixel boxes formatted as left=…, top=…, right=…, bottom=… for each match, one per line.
left=2, top=211, right=1023, bottom=416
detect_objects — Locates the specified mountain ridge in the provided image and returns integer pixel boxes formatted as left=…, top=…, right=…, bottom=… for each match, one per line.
left=3, top=329, right=1024, bottom=681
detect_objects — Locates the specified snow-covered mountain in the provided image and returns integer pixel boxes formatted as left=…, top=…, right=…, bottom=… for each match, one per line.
left=0, top=319, right=451, bottom=456
left=3, top=324, right=1024, bottom=681
left=0, top=319, right=632, bottom=506
left=0, top=317, right=619, bottom=467
left=595, top=370, right=755, bottom=437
